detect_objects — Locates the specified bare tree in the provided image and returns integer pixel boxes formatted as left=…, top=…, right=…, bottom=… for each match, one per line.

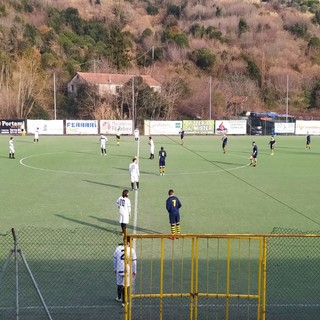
left=12, top=48, right=48, bottom=118
left=160, top=77, right=187, bottom=119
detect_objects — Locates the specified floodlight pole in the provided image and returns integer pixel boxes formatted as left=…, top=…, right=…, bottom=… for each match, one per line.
left=132, top=76, right=135, bottom=132
left=53, top=73, right=57, bottom=120
left=286, top=74, right=289, bottom=123
left=209, top=76, right=212, bottom=120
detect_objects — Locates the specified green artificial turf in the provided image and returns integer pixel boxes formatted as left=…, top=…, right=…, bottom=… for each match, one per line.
left=1, top=134, right=319, bottom=235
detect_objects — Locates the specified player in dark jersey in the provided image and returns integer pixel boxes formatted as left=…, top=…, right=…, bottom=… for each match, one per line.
left=306, top=133, right=311, bottom=150
left=269, top=136, right=276, bottom=155
left=179, top=130, right=185, bottom=145
left=166, top=189, right=182, bottom=238
left=249, top=141, right=258, bottom=167
left=221, top=134, right=228, bottom=153
left=159, top=147, right=167, bottom=176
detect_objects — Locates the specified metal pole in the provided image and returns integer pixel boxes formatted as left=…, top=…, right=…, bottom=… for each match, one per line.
left=53, top=73, right=57, bottom=120
left=19, top=251, right=53, bottom=320
left=12, top=229, right=19, bottom=320
left=209, top=76, right=212, bottom=120
left=132, top=77, right=135, bottom=132
left=286, top=74, right=289, bottom=122
left=11, top=228, right=53, bottom=320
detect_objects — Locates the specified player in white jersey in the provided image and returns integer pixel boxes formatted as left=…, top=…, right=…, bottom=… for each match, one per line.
left=113, top=236, right=137, bottom=306
left=134, top=128, right=139, bottom=141
left=116, top=189, right=131, bottom=235
left=99, top=134, right=108, bottom=155
left=116, top=127, right=121, bottom=146
left=148, top=136, right=155, bottom=159
left=129, top=157, right=140, bottom=190
left=9, top=137, right=15, bottom=159
left=34, top=128, right=39, bottom=143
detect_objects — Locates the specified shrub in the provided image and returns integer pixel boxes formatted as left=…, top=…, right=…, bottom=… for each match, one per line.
left=308, top=36, right=320, bottom=49
left=163, top=27, right=189, bottom=48
left=285, top=22, right=308, bottom=38
left=146, top=4, right=158, bottom=16
left=142, top=28, right=153, bottom=38
left=190, top=48, right=216, bottom=71
left=238, top=18, right=249, bottom=36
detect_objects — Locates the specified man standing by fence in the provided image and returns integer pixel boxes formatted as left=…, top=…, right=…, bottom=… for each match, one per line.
left=113, top=236, right=137, bottom=307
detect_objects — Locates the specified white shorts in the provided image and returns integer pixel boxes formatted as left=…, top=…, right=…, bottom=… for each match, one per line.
left=130, top=174, right=139, bottom=183
left=119, top=212, right=130, bottom=224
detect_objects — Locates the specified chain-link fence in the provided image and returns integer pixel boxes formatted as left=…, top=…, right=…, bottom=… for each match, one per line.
left=266, top=228, right=320, bottom=320
left=0, top=227, right=122, bottom=320
left=1, top=228, right=320, bottom=320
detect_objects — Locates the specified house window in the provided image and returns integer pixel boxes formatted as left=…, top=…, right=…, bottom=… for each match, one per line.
left=71, top=85, right=74, bottom=92
left=115, top=86, right=121, bottom=93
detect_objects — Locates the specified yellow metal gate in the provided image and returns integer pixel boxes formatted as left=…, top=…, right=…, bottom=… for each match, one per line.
left=123, top=234, right=266, bottom=320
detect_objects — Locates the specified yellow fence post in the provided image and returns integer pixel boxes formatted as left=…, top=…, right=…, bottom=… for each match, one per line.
left=225, top=238, right=231, bottom=320
left=159, top=238, right=165, bottom=320
left=262, top=237, right=267, bottom=320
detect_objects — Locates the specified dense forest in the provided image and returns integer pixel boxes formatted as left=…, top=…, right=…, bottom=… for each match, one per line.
left=1, top=0, right=320, bottom=121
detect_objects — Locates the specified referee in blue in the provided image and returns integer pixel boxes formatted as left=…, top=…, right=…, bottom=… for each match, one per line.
left=166, top=189, right=182, bottom=239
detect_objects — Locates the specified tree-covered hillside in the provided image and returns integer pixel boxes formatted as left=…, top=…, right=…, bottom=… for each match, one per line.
left=1, top=0, right=320, bottom=120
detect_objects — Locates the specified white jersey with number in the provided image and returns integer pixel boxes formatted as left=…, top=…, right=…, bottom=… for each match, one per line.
left=116, top=196, right=131, bottom=224
left=129, top=162, right=140, bottom=182
left=113, top=244, right=137, bottom=286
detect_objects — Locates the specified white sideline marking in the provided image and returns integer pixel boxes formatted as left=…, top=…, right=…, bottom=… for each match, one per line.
left=133, top=138, right=140, bottom=241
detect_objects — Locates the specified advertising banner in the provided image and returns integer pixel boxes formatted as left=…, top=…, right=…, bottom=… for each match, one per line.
left=27, top=120, right=64, bottom=135
left=145, top=121, right=182, bottom=135
left=66, top=120, right=98, bottom=135
left=182, top=120, right=215, bottom=134
left=0, top=119, right=25, bottom=134
left=295, top=120, right=320, bottom=135
left=100, top=120, right=133, bottom=135
left=215, top=120, right=247, bottom=135
left=274, top=122, right=295, bottom=134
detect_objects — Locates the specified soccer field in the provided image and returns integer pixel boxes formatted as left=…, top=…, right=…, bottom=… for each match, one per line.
left=1, top=134, right=320, bottom=320
left=1, top=134, right=320, bottom=235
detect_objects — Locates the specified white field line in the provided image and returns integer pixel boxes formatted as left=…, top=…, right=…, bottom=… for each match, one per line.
left=20, top=153, right=249, bottom=176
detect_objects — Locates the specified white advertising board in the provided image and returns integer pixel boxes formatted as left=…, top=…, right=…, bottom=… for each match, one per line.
left=27, top=119, right=64, bottom=135
left=66, top=120, right=98, bottom=135
left=295, top=120, right=320, bottom=135
left=274, top=122, right=295, bottom=134
left=215, top=120, right=247, bottom=135
left=100, top=120, right=133, bottom=135
left=182, top=120, right=215, bottom=134
left=145, top=121, right=182, bottom=135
